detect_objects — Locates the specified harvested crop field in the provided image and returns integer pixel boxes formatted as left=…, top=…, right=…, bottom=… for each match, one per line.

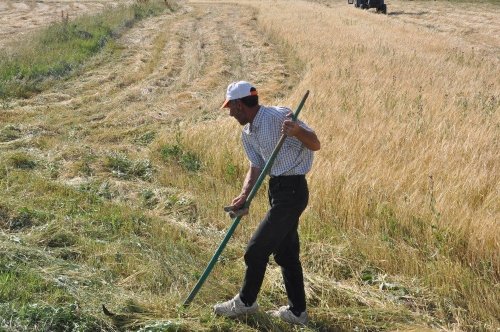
left=0, top=0, right=498, bottom=331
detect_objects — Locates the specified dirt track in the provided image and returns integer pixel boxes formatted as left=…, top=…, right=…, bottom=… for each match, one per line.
left=0, top=1, right=137, bottom=49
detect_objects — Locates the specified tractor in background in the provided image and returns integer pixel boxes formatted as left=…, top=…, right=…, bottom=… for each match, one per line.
left=348, top=0, right=387, bottom=14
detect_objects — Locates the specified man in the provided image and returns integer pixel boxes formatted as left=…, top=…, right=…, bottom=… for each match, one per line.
left=213, top=81, right=320, bottom=325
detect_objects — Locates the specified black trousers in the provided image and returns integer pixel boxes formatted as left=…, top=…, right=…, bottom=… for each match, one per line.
left=239, top=175, right=308, bottom=313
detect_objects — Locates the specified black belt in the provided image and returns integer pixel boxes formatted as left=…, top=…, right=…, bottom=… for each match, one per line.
left=269, top=174, right=305, bottom=180
left=269, top=174, right=306, bottom=183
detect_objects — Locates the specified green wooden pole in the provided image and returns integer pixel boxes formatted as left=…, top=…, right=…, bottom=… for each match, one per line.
left=183, top=90, right=309, bottom=307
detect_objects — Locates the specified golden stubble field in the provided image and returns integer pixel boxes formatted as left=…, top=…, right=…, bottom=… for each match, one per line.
left=0, top=0, right=498, bottom=330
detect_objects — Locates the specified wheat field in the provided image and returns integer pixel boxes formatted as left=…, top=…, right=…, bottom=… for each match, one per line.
left=175, top=0, right=499, bottom=329
left=0, top=0, right=498, bottom=331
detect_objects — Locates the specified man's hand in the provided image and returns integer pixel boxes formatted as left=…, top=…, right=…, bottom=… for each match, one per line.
left=281, top=112, right=321, bottom=151
left=282, top=118, right=302, bottom=137
left=223, top=166, right=260, bottom=218
left=230, top=193, right=247, bottom=210
left=224, top=194, right=249, bottom=218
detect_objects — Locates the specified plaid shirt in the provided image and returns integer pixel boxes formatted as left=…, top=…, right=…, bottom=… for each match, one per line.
left=242, top=105, right=314, bottom=176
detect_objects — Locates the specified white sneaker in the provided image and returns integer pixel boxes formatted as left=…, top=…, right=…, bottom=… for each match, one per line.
left=213, top=294, right=259, bottom=318
left=269, top=305, right=308, bottom=325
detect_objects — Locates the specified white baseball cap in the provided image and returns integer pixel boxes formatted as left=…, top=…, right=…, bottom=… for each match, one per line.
left=221, top=81, right=258, bottom=108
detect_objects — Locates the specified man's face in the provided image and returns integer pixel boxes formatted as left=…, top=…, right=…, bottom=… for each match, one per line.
left=228, top=100, right=248, bottom=125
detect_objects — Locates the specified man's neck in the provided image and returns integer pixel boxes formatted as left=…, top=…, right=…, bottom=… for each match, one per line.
left=248, top=105, right=261, bottom=124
